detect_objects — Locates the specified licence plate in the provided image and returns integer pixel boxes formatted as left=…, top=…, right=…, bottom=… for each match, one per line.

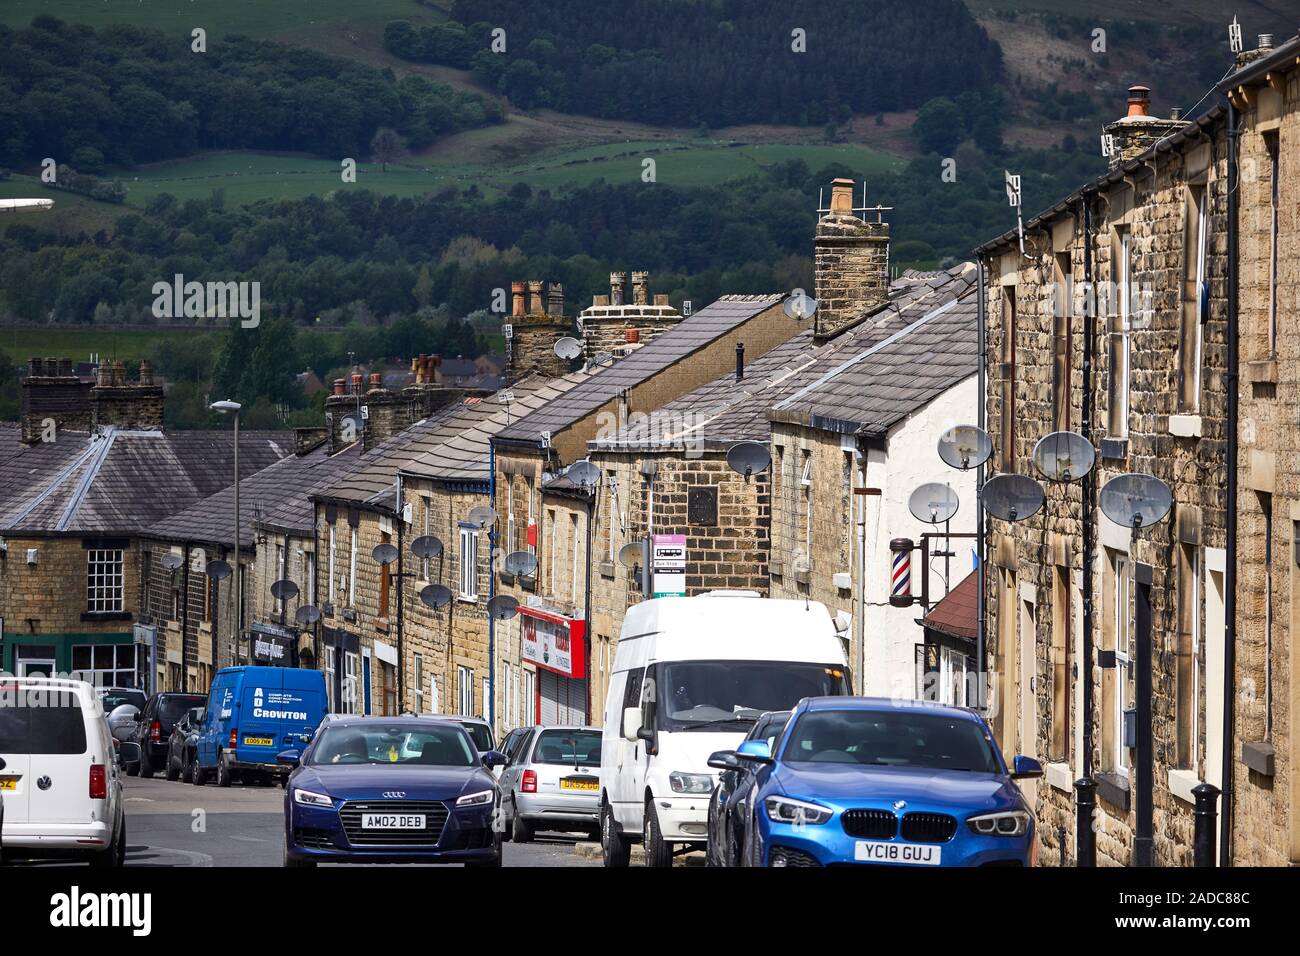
left=362, top=813, right=425, bottom=829
left=560, top=777, right=598, bottom=791
left=854, top=841, right=942, bottom=866
left=243, top=736, right=274, bottom=747
left=0, top=777, right=17, bottom=791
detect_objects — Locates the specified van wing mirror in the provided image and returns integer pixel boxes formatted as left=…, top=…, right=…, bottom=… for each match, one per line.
left=622, top=707, right=641, bottom=742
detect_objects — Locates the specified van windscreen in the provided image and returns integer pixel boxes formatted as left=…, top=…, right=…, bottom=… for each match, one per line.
left=0, top=702, right=88, bottom=754
left=656, top=661, right=849, bottom=733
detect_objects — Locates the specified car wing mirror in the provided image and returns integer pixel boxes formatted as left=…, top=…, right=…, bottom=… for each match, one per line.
left=735, top=740, right=772, bottom=763
left=1010, top=755, right=1043, bottom=779
left=118, top=741, right=142, bottom=765
left=276, top=749, right=301, bottom=768
left=706, top=750, right=739, bottom=771
left=482, top=750, right=507, bottom=769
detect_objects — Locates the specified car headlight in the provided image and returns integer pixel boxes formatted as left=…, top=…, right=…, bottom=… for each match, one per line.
left=669, top=772, right=713, bottom=794
left=456, top=789, right=495, bottom=807
left=764, top=795, right=832, bottom=826
left=292, top=787, right=333, bottom=808
left=967, top=810, right=1031, bottom=836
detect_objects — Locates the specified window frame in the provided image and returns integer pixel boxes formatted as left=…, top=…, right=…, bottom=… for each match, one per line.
left=86, top=548, right=125, bottom=613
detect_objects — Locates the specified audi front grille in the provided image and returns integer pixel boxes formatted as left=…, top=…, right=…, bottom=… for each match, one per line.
left=338, top=801, right=450, bottom=846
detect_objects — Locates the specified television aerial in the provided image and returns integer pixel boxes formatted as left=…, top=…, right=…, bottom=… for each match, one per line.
left=410, top=535, right=443, bottom=560
left=726, top=441, right=771, bottom=478
left=908, top=483, right=959, bottom=524
left=554, top=337, right=585, bottom=360
left=980, top=474, right=1046, bottom=522
left=937, top=425, right=993, bottom=471
left=419, top=584, right=452, bottom=610
left=1099, top=473, right=1172, bottom=529
left=271, top=579, right=300, bottom=602
left=486, top=595, right=520, bottom=622
left=1032, top=431, right=1096, bottom=483
left=503, top=550, right=538, bottom=577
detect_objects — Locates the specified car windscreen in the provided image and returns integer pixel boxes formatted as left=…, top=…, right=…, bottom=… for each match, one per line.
left=783, top=709, right=1000, bottom=773
left=102, top=690, right=146, bottom=711
left=531, top=729, right=600, bottom=767
left=309, top=724, right=476, bottom=767
left=0, top=700, right=88, bottom=755
left=656, top=661, right=849, bottom=732
left=158, top=695, right=207, bottom=722
left=460, top=722, right=492, bottom=753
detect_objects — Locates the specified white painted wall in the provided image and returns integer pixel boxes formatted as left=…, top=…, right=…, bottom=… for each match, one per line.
left=859, top=374, right=979, bottom=697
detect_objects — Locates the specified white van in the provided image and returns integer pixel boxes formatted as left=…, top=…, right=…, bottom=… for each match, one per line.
left=598, top=592, right=851, bottom=866
left=0, top=677, right=130, bottom=866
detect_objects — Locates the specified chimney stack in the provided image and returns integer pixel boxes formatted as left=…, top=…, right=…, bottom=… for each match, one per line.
left=610, top=272, right=627, bottom=306
left=631, top=271, right=649, bottom=306
left=812, top=178, right=890, bottom=341
left=88, top=358, right=164, bottom=433
left=20, top=356, right=93, bottom=443
left=1103, top=85, right=1187, bottom=169
left=547, top=282, right=565, bottom=317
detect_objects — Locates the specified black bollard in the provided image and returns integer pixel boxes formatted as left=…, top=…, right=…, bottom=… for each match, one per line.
left=1075, top=777, right=1097, bottom=867
left=1192, top=782, right=1220, bottom=867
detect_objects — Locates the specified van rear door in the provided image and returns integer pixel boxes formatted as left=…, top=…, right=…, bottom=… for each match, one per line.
left=239, top=671, right=323, bottom=761
left=0, top=685, right=33, bottom=825
left=22, top=693, right=95, bottom=826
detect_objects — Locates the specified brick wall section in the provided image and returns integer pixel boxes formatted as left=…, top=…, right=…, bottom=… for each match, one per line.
left=0, top=536, right=142, bottom=635
left=981, top=121, right=1231, bottom=866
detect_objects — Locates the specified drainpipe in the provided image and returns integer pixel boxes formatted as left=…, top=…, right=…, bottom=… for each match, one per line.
left=1220, top=101, right=1240, bottom=867
left=487, top=441, right=496, bottom=733
left=1081, top=196, right=1096, bottom=780
left=975, top=258, right=988, bottom=707
left=584, top=486, right=594, bottom=724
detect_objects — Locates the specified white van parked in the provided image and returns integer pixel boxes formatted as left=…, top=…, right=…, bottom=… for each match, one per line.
left=599, top=592, right=851, bottom=866
left=0, top=677, right=132, bottom=866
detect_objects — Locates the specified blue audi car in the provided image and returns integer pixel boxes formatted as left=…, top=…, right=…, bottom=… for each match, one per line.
left=280, top=716, right=506, bottom=867
left=718, top=697, right=1042, bottom=867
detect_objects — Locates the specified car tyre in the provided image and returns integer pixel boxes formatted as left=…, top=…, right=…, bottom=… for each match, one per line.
left=465, top=834, right=503, bottom=868
left=742, top=814, right=762, bottom=867
left=165, top=750, right=180, bottom=782
left=216, top=751, right=234, bottom=788
left=89, top=815, right=126, bottom=868
left=192, top=758, right=207, bottom=787
left=512, top=808, right=534, bottom=844
left=124, top=754, right=140, bottom=777
left=139, top=749, right=154, bottom=779
left=283, top=842, right=316, bottom=868
left=600, top=800, right=630, bottom=868
left=642, top=800, right=673, bottom=868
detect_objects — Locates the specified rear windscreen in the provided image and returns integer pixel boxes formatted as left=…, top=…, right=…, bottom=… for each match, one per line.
left=158, top=696, right=207, bottom=722
left=462, top=723, right=492, bottom=752
left=531, top=729, right=601, bottom=767
left=0, top=703, right=88, bottom=754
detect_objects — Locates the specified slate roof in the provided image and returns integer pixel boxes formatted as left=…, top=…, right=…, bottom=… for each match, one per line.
left=769, top=264, right=978, bottom=437
left=588, top=268, right=973, bottom=451
left=0, top=424, right=292, bottom=536
left=920, top=570, right=978, bottom=641
left=494, top=294, right=783, bottom=447
left=399, top=371, right=594, bottom=484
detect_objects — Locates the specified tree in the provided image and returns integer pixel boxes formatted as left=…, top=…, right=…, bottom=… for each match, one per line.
left=913, top=96, right=963, bottom=155
left=412, top=265, right=434, bottom=308
left=370, top=127, right=406, bottom=173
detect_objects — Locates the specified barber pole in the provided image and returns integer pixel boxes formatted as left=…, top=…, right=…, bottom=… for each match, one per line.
left=890, top=538, right=914, bottom=607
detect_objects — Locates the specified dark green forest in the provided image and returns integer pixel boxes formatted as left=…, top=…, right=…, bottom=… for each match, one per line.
left=386, top=0, right=1003, bottom=126
left=0, top=17, right=502, bottom=170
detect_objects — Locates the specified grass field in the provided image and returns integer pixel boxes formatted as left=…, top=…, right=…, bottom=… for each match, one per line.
left=0, top=0, right=440, bottom=38
left=0, top=327, right=204, bottom=363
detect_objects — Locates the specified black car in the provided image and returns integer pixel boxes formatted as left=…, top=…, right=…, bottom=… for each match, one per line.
left=124, top=693, right=208, bottom=778
left=704, top=710, right=791, bottom=868
left=164, top=706, right=207, bottom=783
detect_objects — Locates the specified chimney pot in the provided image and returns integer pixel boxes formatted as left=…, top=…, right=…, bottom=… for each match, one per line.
left=593, top=294, right=610, bottom=307
left=828, top=178, right=856, bottom=217
left=138, top=360, right=154, bottom=386
left=653, top=294, right=669, bottom=306
left=333, top=378, right=346, bottom=396
left=350, top=373, right=363, bottom=394
left=527, top=280, right=544, bottom=314
left=547, top=282, right=565, bottom=317
left=1258, top=34, right=1274, bottom=50
left=736, top=342, right=745, bottom=382
left=631, top=271, right=649, bottom=306
left=625, top=328, right=640, bottom=344
left=1126, top=85, right=1151, bottom=118
left=511, top=280, right=526, bottom=317
left=369, top=372, right=383, bottom=390
left=610, top=272, right=627, bottom=306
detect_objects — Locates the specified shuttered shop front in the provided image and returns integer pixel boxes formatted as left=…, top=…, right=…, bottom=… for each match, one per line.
left=520, top=605, right=587, bottom=725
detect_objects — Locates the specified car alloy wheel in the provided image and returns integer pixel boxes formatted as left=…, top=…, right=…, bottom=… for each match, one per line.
left=216, top=752, right=233, bottom=788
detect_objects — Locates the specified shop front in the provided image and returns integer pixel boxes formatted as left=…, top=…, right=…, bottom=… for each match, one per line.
left=519, top=605, right=587, bottom=725
left=0, top=630, right=140, bottom=688
left=321, top=626, right=361, bottom=714
left=250, top=622, right=298, bottom=668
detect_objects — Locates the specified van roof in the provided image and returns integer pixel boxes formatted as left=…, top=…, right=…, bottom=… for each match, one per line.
left=617, top=595, right=845, bottom=665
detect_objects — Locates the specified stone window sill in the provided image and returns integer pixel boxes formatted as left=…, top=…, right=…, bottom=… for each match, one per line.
left=81, top=610, right=132, bottom=622
left=1247, top=358, right=1278, bottom=384
left=1241, top=740, right=1274, bottom=777
left=1045, top=762, right=1073, bottom=794
left=1168, top=414, right=1202, bottom=438
left=1095, top=771, right=1131, bottom=812
left=1168, top=768, right=1202, bottom=805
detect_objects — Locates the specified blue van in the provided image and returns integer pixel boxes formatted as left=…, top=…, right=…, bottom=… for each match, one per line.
left=194, top=667, right=326, bottom=788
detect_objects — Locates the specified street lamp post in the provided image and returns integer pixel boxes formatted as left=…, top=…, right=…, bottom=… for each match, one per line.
left=211, top=400, right=243, bottom=664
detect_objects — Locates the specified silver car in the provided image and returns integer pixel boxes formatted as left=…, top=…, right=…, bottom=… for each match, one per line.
left=498, top=725, right=601, bottom=842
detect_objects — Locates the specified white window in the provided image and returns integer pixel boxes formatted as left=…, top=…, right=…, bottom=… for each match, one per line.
left=459, top=526, right=480, bottom=600
left=548, top=509, right=559, bottom=595
left=87, top=549, right=124, bottom=613
left=306, top=552, right=316, bottom=606
left=275, top=544, right=286, bottom=613
left=429, top=675, right=441, bottom=714
left=571, top=513, right=581, bottom=605
left=71, top=643, right=136, bottom=688
left=328, top=525, right=336, bottom=606
left=1109, top=230, right=1132, bottom=438
left=348, top=527, right=358, bottom=607
left=523, top=669, right=535, bottom=724
left=1115, top=554, right=1132, bottom=773
left=421, top=498, right=432, bottom=581
left=482, top=676, right=491, bottom=725
left=325, top=652, right=337, bottom=712
left=458, top=665, right=474, bottom=716
left=414, top=653, right=425, bottom=713
left=507, top=482, right=517, bottom=554
left=344, top=651, right=359, bottom=714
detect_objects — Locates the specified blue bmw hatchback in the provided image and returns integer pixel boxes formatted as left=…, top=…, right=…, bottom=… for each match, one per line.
left=281, top=716, right=506, bottom=867
left=732, top=697, right=1042, bottom=867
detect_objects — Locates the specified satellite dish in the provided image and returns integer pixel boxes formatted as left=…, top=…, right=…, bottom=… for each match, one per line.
left=1033, top=431, right=1096, bottom=483
left=503, top=550, right=538, bottom=577
left=467, top=505, right=496, bottom=528
left=783, top=289, right=818, bottom=321
left=271, top=579, right=300, bottom=601
left=159, top=553, right=183, bottom=572
left=419, top=584, right=452, bottom=610
left=486, top=594, right=520, bottom=621
left=980, top=474, right=1046, bottom=522
left=554, top=336, right=584, bottom=360
left=567, top=459, right=600, bottom=488
left=205, top=559, right=232, bottom=581
left=908, top=483, right=960, bottom=524
left=726, top=441, right=771, bottom=478
left=372, top=543, right=399, bottom=566
left=618, top=542, right=643, bottom=569
left=295, top=605, right=321, bottom=626
left=938, top=425, right=993, bottom=471
left=411, top=535, right=443, bottom=560
left=1099, top=473, right=1172, bottom=529
left=589, top=352, right=616, bottom=368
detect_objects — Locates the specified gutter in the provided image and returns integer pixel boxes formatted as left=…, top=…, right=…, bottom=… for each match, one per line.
left=975, top=259, right=987, bottom=705
left=1221, top=98, right=1240, bottom=867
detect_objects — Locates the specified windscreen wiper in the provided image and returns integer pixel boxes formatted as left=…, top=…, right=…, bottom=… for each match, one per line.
left=681, top=716, right=758, bottom=730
